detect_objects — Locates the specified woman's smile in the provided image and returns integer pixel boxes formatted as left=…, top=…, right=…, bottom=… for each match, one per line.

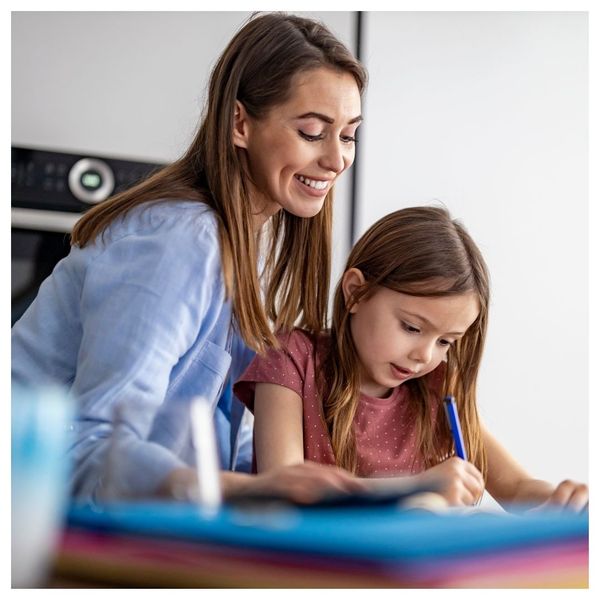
left=294, top=174, right=332, bottom=195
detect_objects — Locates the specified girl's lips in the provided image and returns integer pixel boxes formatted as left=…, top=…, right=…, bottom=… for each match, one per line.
left=390, top=363, right=413, bottom=380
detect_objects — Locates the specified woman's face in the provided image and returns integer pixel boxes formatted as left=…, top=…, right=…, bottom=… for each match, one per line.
left=235, top=67, right=362, bottom=224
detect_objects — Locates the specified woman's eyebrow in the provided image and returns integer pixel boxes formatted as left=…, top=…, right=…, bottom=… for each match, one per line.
left=296, top=111, right=363, bottom=125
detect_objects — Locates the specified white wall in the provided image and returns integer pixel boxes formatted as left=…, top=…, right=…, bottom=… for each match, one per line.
left=357, top=12, right=588, bottom=490
left=11, top=10, right=357, bottom=283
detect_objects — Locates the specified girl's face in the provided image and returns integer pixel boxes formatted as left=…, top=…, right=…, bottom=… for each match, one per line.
left=343, top=269, right=480, bottom=398
left=233, top=67, right=362, bottom=226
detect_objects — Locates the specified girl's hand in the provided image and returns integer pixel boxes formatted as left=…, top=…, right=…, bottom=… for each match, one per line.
left=417, top=457, right=485, bottom=506
left=530, top=479, right=588, bottom=513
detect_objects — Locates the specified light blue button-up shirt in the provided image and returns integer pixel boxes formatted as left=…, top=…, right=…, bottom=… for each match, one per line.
left=11, top=200, right=255, bottom=504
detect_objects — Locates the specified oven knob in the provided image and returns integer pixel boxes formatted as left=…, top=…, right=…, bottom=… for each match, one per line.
left=68, top=158, right=115, bottom=204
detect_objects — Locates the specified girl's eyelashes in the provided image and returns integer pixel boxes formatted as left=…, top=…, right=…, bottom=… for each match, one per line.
left=401, top=321, right=420, bottom=334
left=401, top=320, right=454, bottom=347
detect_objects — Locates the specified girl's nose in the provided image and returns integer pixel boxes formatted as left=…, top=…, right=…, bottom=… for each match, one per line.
left=408, top=340, right=434, bottom=365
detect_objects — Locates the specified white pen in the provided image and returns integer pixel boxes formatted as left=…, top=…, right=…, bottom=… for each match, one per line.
left=190, top=397, right=222, bottom=514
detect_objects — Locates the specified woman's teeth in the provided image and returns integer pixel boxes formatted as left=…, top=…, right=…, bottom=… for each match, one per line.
left=296, top=175, right=328, bottom=190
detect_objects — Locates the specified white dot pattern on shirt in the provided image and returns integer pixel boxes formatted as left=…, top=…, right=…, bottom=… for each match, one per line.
left=239, top=329, right=442, bottom=476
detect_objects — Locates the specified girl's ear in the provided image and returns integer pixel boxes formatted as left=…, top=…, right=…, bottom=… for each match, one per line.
left=232, top=100, right=251, bottom=149
left=342, top=268, right=366, bottom=313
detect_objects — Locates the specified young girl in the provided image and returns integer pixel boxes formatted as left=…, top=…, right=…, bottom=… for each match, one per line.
left=11, top=12, right=367, bottom=506
left=235, top=206, right=588, bottom=511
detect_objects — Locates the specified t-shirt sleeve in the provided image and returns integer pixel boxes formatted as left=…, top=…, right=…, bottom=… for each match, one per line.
left=234, top=329, right=313, bottom=412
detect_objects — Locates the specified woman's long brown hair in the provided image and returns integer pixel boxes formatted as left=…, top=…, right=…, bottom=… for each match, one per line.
left=320, top=206, right=490, bottom=481
left=70, top=13, right=367, bottom=354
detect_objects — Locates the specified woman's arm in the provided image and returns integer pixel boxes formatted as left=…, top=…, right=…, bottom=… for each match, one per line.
left=253, top=382, right=305, bottom=472
left=66, top=208, right=229, bottom=502
left=159, top=377, right=363, bottom=504
left=483, top=425, right=588, bottom=511
left=159, top=462, right=365, bottom=505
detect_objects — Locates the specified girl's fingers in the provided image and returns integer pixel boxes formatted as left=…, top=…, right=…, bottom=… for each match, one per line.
left=566, top=487, right=589, bottom=513
left=460, top=467, right=484, bottom=502
left=463, top=462, right=485, bottom=490
left=556, top=481, right=589, bottom=512
left=541, top=480, right=589, bottom=512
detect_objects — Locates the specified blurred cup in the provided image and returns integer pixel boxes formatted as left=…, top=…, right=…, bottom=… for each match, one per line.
left=11, top=385, right=72, bottom=588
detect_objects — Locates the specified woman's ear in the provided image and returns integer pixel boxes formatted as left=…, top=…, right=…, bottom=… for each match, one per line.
left=341, top=268, right=366, bottom=313
left=232, top=100, right=251, bottom=149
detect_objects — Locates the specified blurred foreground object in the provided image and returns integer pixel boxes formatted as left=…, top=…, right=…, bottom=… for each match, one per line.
left=12, top=385, right=72, bottom=587
left=56, top=500, right=588, bottom=588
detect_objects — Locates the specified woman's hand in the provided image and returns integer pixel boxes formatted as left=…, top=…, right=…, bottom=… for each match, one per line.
left=159, top=462, right=366, bottom=505
left=228, top=461, right=366, bottom=504
left=157, top=467, right=200, bottom=501
left=529, top=479, right=588, bottom=513
left=417, top=457, right=485, bottom=507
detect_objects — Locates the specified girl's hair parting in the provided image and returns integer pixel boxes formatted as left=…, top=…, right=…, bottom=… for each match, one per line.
left=320, top=205, right=490, bottom=481
left=70, top=12, right=367, bottom=354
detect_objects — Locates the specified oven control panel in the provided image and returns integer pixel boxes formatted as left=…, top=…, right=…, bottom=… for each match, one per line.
left=12, top=146, right=163, bottom=213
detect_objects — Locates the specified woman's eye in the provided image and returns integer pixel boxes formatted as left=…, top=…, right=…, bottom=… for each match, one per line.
left=299, top=131, right=324, bottom=142
left=340, top=135, right=357, bottom=144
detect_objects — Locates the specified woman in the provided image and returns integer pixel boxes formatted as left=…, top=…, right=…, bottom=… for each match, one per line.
left=11, top=12, right=367, bottom=505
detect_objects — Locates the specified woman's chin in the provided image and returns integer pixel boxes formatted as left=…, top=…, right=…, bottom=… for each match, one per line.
left=284, top=197, right=327, bottom=219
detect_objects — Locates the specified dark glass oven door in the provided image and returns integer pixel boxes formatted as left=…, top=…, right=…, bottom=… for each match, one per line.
left=12, top=228, right=71, bottom=325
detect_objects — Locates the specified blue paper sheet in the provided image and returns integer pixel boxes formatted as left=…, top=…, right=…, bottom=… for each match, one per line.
left=66, top=501, right=588, bottom=562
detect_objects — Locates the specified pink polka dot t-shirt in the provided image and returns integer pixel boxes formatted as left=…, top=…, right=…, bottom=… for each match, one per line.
left=234, top=328, right=444, bottom=477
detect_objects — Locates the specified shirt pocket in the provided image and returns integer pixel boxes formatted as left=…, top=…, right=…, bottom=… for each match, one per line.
left=194, top=340, right=232, bottom=408
left=168, top=339, right=232, bottom=411
left=158, top=340, right=232, bottom=454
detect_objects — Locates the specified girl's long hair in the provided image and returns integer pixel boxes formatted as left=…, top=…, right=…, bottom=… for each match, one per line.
left=70, top=13, right=367, bottom=354
left=320, top=206, right=490, bottom=480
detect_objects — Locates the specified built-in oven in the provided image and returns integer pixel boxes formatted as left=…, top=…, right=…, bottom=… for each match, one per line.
left=11, top=146, right=163, bottom=324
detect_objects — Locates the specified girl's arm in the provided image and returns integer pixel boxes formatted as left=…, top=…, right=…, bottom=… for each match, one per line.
left=253, top=382, right=305, bottom=472
left=252, top=381, right=484, bottom=506
left=483, top=425, right=588, bottom=511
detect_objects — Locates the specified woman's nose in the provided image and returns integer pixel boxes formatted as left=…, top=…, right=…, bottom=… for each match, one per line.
left=319, top=139, right=349, bottom=174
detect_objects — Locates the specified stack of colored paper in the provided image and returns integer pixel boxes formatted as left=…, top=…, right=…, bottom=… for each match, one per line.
left=53, top=501, right=588, bottom=588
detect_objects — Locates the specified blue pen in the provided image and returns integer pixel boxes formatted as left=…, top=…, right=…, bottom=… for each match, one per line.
left=443, top=395, right=467, bottom=460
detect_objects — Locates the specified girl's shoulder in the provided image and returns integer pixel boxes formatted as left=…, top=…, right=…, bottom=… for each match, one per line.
left=272, top=328, right=332, bottom=370
left=275, top=327, right=320, bottom=356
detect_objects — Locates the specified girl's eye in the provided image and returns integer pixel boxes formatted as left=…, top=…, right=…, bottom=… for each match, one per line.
left=438, top=339, right=454, bottom=347
left=299, top=131, right=324, bottom=142
left=402, top=321, right=420, bottom=334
